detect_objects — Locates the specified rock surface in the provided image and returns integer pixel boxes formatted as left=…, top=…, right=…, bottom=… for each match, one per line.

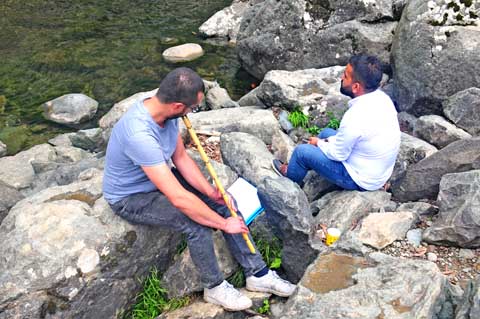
left=0, top=140, right=6, bottom=157
left=42, top=93, right=98, bottom=126
left=162, top=43, right=204, bottom=63
left=0, top=181, right=24, bottom=225
left=206, top=86, right=239, bottom=109
left=455, top=276, right=480, bottom=319
left=443, top=87, right=480, bottom=136
left=423, top=170, right=480, bottom=248
left=414, top=115, right=471, bottom=149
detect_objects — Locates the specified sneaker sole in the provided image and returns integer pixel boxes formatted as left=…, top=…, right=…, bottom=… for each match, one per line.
left=245, top=285, right=294, bottom=297
left=203, top=295, right=252, bottom=311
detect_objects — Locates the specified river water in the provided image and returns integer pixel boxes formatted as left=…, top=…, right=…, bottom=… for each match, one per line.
left=0, top=0, right=255, bottom=154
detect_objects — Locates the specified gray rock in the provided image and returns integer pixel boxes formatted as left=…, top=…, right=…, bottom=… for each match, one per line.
left=257, top=176, right=317, bottom=283
left=271, top=130, right=295, bottom=164
left=237, top=0, right=398, bottom=79
left=0, top=181, right=24, bottom=225
left=53, top=146, right=93, bottom=163
left=397, top=201, right=438, bottom=216
left=280, top=252, right=449, bottom=319
left=459, top=249, right=476, bottom=260
left=48, top=133, right=75, bottom=147
left=397, top=111, right=418, bottom=135
left=0, top=174, right=181, bottom=318
left=237, top=86, right=266, bottom=108
left=406, top=228, right=423, bottom=247
left=0, top=144, right=57, bottom=190
left=256, top=67, right=349, bottom=113
left=302, top=171, right=337, bottom=202
left=357, top=211, right=416, bottom=249
left=391, top=0, right=480, bottom=116
left=206, top=86, right=239, bottom=110
left=427, top=252, right=438, bottom=262
left=69, top=128, right=105, bottom=152
left=414, top=115, right=472, bottom=149
left=456, top=276, right=480, bottom=319
left=162, top=232, right=238, bottom=298
left=221, top=132, right=277, bottom=186
left=187, top=149, right=238, bottom=190
left=42, top=93, right=98, bottom=126
left=311, top=191, right=392, bottom=234
left=392, top=137, right=480, bottom=202
left=181, top=107, right=280, bottom=145
left=423, top=170, right=480, bottom=248
left=99, top=88, right=157, bottom=142
left=199, top=0, right=252, bottom=43
left=0, top=140, right=6, bottom=157
left=390, top=132, right=438, bottom=188
left=444, top=87, right=480, bottom=136
left=278, top=110, right=293, bottom=133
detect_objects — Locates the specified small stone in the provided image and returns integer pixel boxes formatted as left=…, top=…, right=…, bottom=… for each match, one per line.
left=406, top=229, right=423, bottom=247
left=427, top=252, right=438, bottom=262
left=459, top=249, right=475, bottom=259
left=162, top=43, right=204, bottom=63
left=77, top=249, right=100, bottom=274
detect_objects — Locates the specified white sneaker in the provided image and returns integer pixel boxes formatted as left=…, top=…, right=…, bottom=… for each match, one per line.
left=204, top=280, right=252, bottom=311
left=246, top=270, right=296, bottom=297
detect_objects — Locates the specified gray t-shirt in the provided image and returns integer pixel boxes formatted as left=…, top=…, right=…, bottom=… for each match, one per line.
left=103, top=100, right=179, bottom=204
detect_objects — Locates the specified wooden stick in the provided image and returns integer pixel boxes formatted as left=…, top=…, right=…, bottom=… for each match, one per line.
left=182, top=115, right=256, bottom=254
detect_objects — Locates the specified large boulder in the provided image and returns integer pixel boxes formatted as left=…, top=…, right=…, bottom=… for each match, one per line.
left=237, top=0, right=398, bottom=79
left=205, top=86, right=239, bottom=109
left=443, top=87, right=480, bottom=136
left=184, top=107, right=280, bottom=145
left=257, top=176, right=317, bottom=282
left=392, top=137, right=480, bottom=202
left=0, top=181, right=23, bottom=225
left=413, top=115, right=471, bottom=149
left=279, top=252, right=453, bottom=319
left=391, top=132, right=438, bottom=188
left=42, top=93, right=98, bottom=126
left=423, top=170, right=480, bottom=248
left=391, top=0, right=480, bottom=115
left=0, top=174, right=180, bottom=319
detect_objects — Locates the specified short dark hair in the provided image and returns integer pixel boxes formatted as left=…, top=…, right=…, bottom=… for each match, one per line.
left=156, top=67, right=205, bottom=106
left=348, top=55, right=383, bottom=92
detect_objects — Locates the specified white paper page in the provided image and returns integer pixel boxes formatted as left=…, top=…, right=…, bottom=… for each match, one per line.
left=227, top=178, right=263, bottom=223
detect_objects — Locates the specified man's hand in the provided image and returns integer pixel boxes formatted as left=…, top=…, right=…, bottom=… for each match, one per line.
left=308, top=137, right=320, bottom=145
left=223, top=216, right=249, bottom=234
left=209, top=188, right=238, bottom=211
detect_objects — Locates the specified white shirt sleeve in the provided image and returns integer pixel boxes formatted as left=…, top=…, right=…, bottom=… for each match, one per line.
left=317, top=119, right=361, bottom=162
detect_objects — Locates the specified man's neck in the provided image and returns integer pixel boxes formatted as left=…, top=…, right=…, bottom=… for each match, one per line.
left=143, top=96, right=170, bottom=126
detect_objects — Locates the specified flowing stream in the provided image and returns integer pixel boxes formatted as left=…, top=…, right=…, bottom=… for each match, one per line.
left=0, top=0, right=255, bottom=154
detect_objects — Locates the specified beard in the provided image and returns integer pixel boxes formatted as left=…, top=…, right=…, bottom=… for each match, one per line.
left=340, top=80, right=355, bottom=98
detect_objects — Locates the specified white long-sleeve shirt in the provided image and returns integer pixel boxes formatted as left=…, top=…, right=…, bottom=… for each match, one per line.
left=317, top=89, right=400, bottom=190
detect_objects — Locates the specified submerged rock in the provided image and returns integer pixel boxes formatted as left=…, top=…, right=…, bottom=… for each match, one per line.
left=42, top=93, right=98, bottom=126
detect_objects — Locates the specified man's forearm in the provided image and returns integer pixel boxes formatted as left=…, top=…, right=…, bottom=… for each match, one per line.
left=175, top=153, right=215, bottom=197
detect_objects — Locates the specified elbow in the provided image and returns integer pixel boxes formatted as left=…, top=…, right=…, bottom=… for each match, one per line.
left=169, top=192, right=190, bottom=210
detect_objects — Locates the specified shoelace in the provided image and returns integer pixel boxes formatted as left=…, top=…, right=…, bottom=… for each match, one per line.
left=223, top=281, right=243, bottom=298
left=271, top=271, right=289, bottom=284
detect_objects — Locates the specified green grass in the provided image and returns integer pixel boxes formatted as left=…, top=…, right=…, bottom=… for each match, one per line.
left=129, top=267, right=190, bottom=319
left=287, top=107, right=340, bottom=135
left=325, top=111, right=340, bottom=130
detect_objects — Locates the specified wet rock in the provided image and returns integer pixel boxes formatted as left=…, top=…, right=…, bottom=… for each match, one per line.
left=311, top=190, right=392, bottom=234
left=162, top=232, right=238, bottom=298
left=390, top=132, right=438, bottom=188
left=221, top=132, right=277, bottom=186
left=206, top=86, right=239, bottom=109
left=162, top=43, right=204, bottom=63
left=280, top=252, right=449, bottom=319
left=0, top=140, right=6, bottom=157
left=0, top=181, right=24, bottom=225
left=357, top=211, right=416, bottom=249
left=182, top=107, right=280, bottom=145
left=414, top=115, right=471, bottom=149
left=423, top=170, right=480, bottom=248
left=42, top=93, right=98, bottom=126
left=0, top=175, right=180, bottom=319
left=391, top=0, right=480, bottom=116
left=258, top=176, right=317, bottom=282
left=444, top=87, right=480, bottom=136
left=392, top=137, right=480, bottom=202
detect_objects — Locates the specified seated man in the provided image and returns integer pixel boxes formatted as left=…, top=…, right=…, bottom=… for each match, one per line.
left=103, top=67, right=295, bottom=311
left=273, top=55, right=401, bottom=191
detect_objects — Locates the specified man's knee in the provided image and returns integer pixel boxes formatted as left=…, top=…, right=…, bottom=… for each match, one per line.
left=185, top=222, right=213, bottom=241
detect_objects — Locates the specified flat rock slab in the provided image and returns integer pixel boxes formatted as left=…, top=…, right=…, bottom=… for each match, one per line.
left=279, top=252, right=449, bottom=319
left=162, top=43, right=204, bottom=63
left=357, top=211, right=416, bottom=249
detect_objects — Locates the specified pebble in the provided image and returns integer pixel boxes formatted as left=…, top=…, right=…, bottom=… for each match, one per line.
left=427, top=252, right=438, bottom=262
left=459, top=249, right=475, bottom=259
left=406, top=229, right=423, bottom=247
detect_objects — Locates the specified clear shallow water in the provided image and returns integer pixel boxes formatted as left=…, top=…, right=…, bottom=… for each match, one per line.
left=0, top=0, right=255, bottom=154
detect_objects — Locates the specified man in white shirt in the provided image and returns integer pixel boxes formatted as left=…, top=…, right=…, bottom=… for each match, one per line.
left=272, top=55, right=401, bottom=191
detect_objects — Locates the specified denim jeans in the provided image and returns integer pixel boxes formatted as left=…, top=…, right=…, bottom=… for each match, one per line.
left=287, top=128, right=364, bottom=191
left=109, top=168, right=266, bottom=288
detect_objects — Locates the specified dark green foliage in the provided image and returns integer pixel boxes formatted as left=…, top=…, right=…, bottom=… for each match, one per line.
left=325, top=111, right=340, bottom=130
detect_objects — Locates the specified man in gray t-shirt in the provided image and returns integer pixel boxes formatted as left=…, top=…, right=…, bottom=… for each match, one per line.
left=103, top=67, right=295, bottom=311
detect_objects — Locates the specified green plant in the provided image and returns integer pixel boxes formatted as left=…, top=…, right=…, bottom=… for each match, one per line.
left=130, top=267, right=190, bottom=319
left=288, top=106, right=309, bottom=129
left=306, top=125, right=320, bottom=135
left=227, top=269, right=246, bottom=288
left=252, top=232, right=282, bottom=269
left=325, top=112, right=340, bottom=130
left=257, top=299, right=271, bottom=314
left=175, top=235, right=188, bottom=255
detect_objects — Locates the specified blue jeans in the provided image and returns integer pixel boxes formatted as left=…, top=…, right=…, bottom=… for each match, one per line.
left=287, top=128, right=364, bottom=191
left=110, top=168, right=266, bottom=288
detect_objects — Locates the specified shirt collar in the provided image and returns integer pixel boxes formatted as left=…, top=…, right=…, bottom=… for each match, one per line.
left=347, top=89, right=380, bottom=108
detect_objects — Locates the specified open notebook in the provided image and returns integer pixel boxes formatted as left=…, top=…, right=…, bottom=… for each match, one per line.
left=227, top=177, right=264, bottom=225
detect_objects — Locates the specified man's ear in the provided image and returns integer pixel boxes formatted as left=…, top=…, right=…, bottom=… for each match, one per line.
left=352, top=82, right=362, bottom=95
left=171, top=102, right=185, bottom=111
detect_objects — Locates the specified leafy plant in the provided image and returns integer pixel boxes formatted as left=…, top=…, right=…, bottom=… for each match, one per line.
left=306, top=125, right=320, bottom=135
left=252, top=232, right=282, bottom=270
left=325, top=111, right=340, bottom=130
left=257, top=299, right=271, bottom=315
left=287, top=106, right=309, bottom=129
left=228, top=269, right=246, bottom=288
left=130, top=267, right=189, bottom=319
